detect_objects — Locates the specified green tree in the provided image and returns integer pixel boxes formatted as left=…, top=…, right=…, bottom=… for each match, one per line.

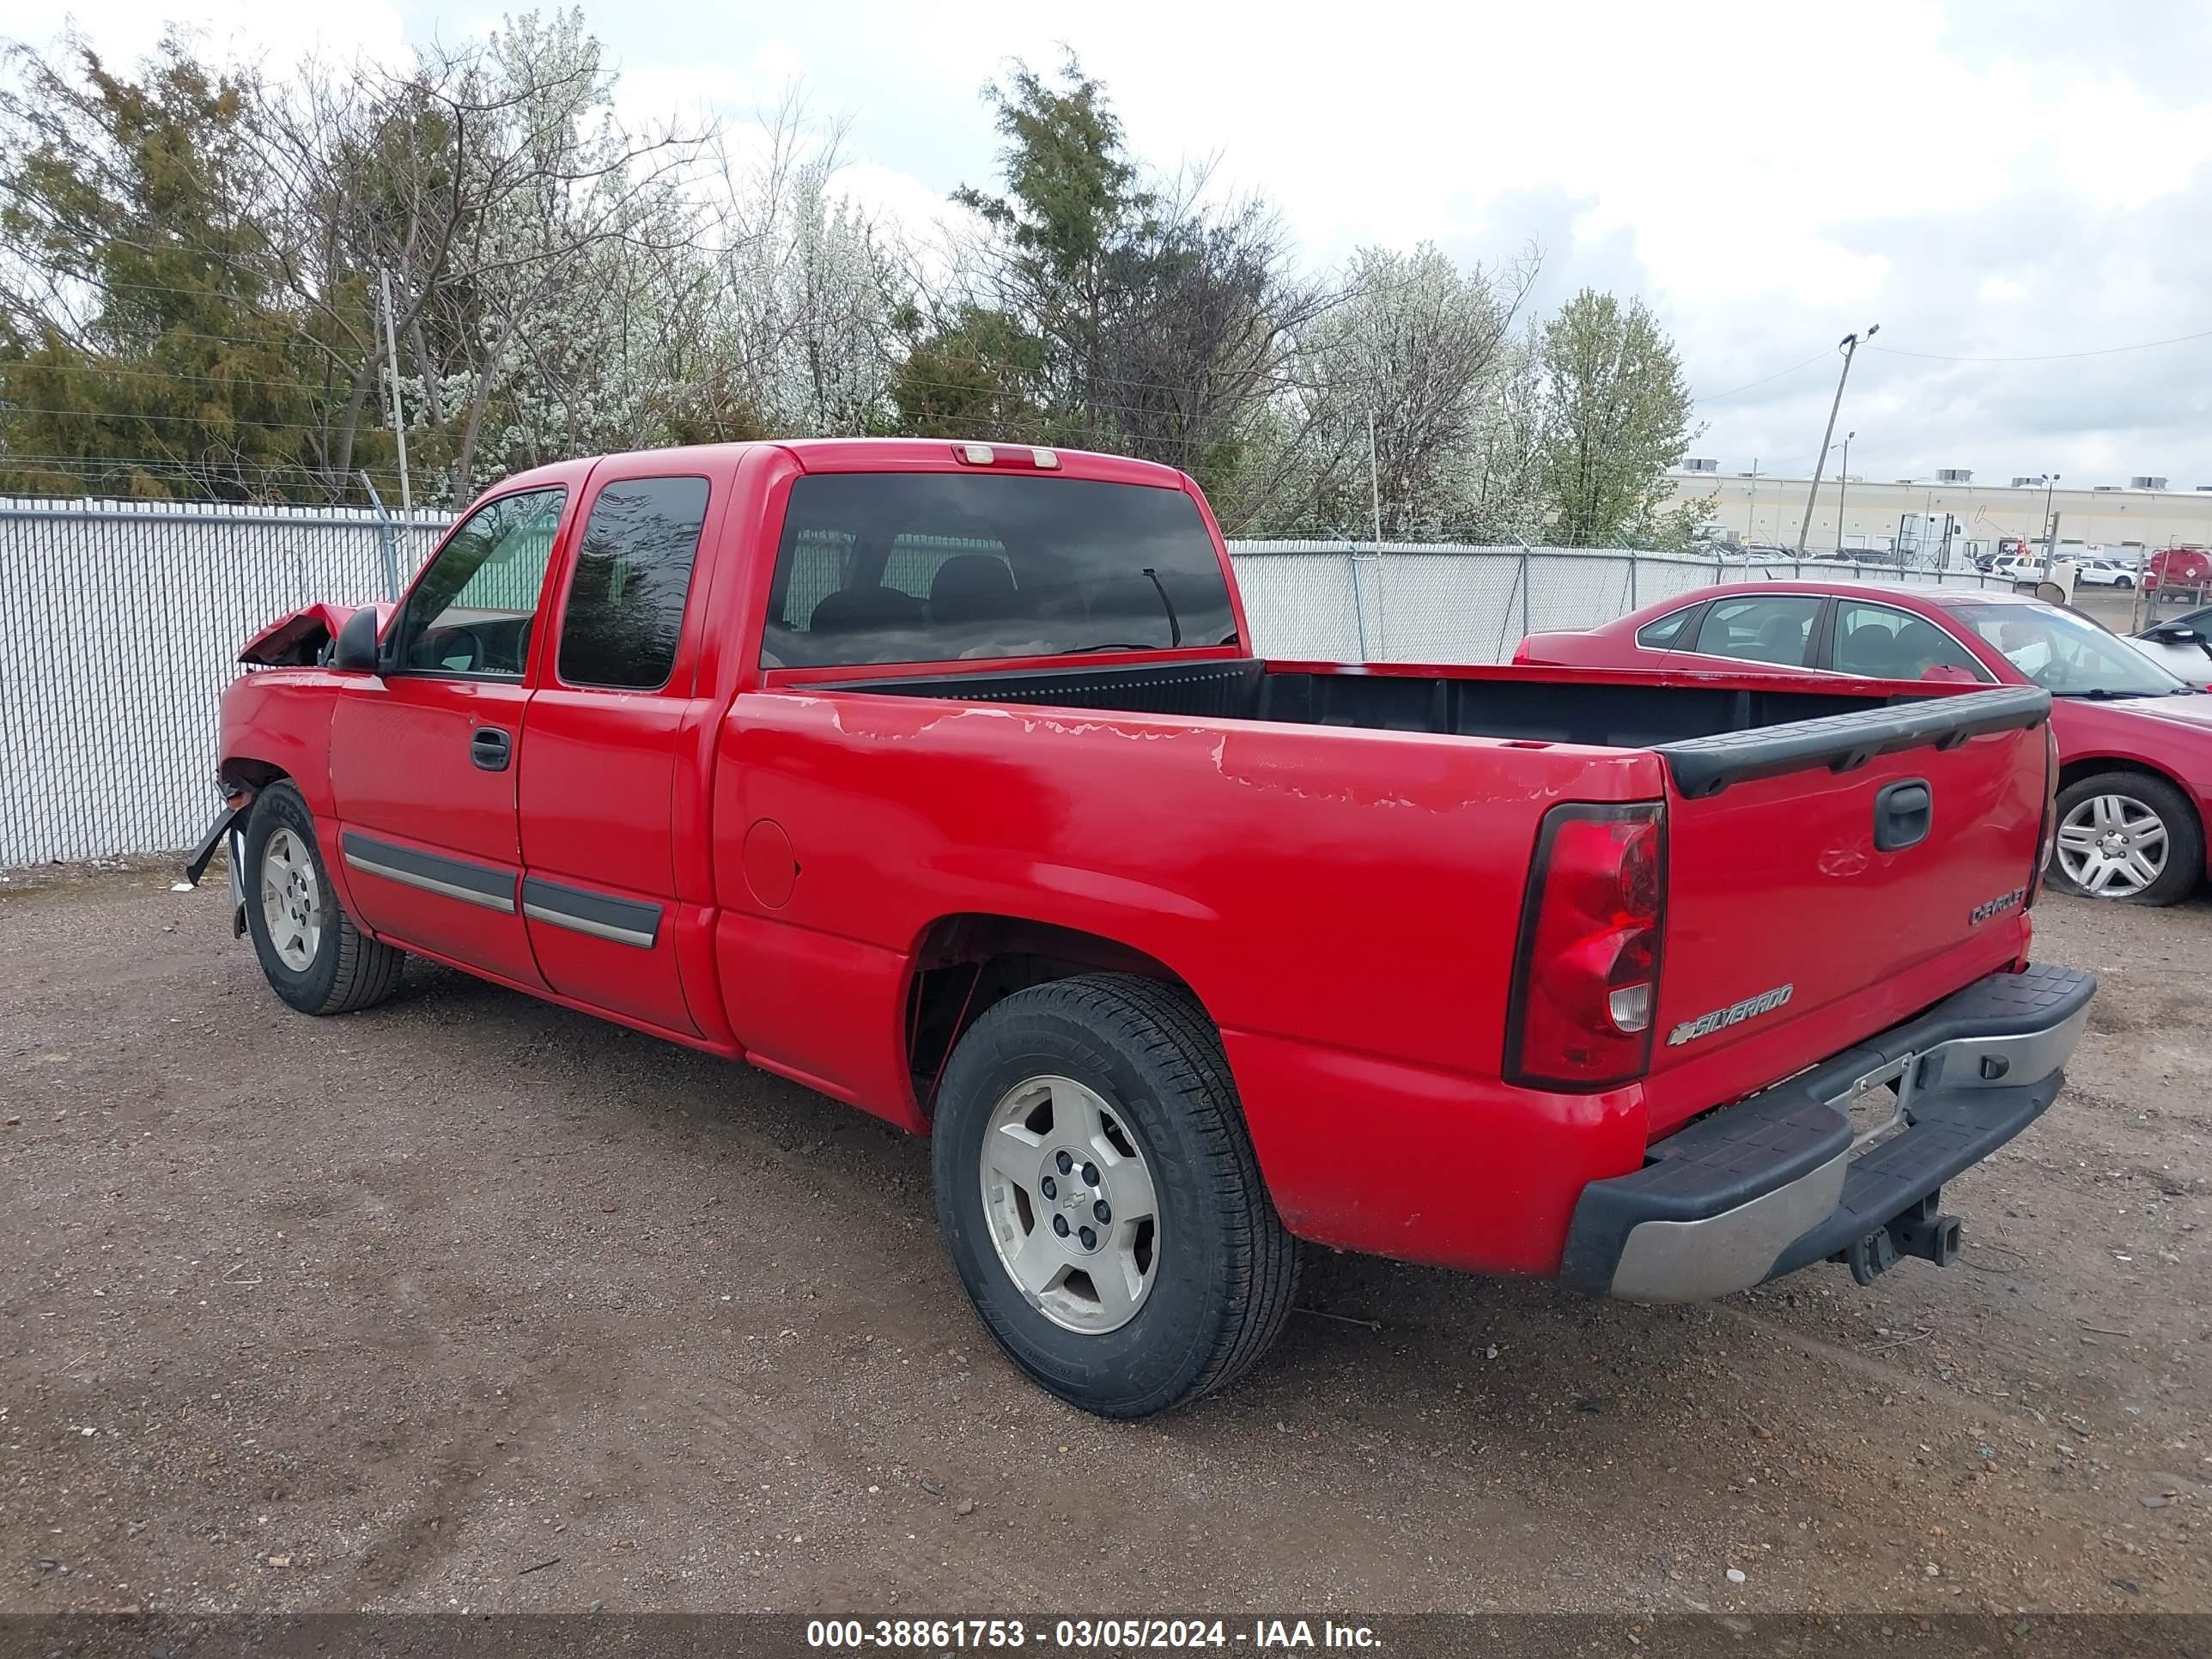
left=947, top=54, right=1328, bottom=517
left=889, top=303, right=1046, bottom=438
left=0, top=37, right=345, bottom=499
left=952, top=52, right=1149, bottom=441
left=1535, top=289, right=1698, bottom=547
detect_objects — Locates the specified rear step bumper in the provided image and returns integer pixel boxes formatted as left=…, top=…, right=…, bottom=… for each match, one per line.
left=1559, top=963, right=2096, bottom=1302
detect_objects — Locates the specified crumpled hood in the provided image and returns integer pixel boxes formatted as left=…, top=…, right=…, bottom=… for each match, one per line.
left=236, top=601, right=392, bottom=666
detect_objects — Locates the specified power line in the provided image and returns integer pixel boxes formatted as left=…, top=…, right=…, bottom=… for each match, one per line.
left=1694, top=350, right=1832, bottom=403
left=3, top=349, right=1267, bottom=425
left=1866, top=327, right=2212, bottom=364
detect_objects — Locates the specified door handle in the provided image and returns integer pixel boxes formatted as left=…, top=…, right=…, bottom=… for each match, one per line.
left=470, top=726, right=512, bottom=773
left=1873, top=778, right=1930, bottom=852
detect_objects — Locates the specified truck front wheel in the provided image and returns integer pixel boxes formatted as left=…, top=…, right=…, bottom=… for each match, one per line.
left=930, top=973, right=1299, bottom=1419
left=242, top=781, right=406, bottom=1015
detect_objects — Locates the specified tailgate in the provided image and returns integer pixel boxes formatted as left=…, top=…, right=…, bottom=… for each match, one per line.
left=1642, top=687, right=2052, bottom=1134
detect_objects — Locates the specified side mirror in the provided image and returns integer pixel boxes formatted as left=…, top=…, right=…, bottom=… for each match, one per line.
left=332, top=605, right=383, bottom=673
left=2153, top=625, right=2203, bottom=646
left=1920, top=664, right=1978, bottom=684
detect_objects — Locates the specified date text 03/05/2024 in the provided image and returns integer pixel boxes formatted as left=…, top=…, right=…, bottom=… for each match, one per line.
left=804, top=1618, right=1382, bottom=1650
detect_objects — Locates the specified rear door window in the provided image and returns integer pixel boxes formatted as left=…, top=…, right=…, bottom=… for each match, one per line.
left=763, top=472, right=1236, bottom=668
left=1688, top=596, right=1822, bottom=666
left=556, top=476, right=711, bottom=690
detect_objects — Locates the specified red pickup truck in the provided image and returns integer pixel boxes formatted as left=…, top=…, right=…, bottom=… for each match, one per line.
left=189, top=439, right=2094, bottom=1418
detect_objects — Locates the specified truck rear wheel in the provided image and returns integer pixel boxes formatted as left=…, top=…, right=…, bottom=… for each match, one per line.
left=242, top=781, right=406, bottom=1014
left=930, top=973, right=1298, bottom=1419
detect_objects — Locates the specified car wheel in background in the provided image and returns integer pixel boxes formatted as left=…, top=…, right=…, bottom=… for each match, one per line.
left=242, top=781, right=407, bottom=1013
left=931, top=972, right=1298, bottom=1418
left=2049, top=771, right=2203, bottom=906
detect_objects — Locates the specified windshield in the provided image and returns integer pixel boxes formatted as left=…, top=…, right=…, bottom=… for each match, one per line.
left=1952, top=601, right=2187, bottom=697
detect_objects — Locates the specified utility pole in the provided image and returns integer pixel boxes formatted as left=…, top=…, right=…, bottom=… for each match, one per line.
left=1366, top=407, right=1383, bottom=546
left=2042, top=472, right=2061, bottom=568
left=378, top=267, right=413, bottom=514
left=1833, top=430, right=1853, bottom=554
left=1746, top=458, right=1759, bottom=541
left=1797, top=325, right=1879, bottom=554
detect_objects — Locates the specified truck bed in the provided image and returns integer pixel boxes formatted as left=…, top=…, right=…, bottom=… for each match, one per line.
left=763, top=653, right=2053, bottom=1157
left=807, top=655, right=2050, bottom=794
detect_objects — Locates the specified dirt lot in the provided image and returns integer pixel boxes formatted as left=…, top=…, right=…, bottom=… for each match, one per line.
left=1, top=863, right=2205, bottom=1618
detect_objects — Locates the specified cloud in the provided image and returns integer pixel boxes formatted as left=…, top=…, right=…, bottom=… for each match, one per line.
left=17, top=0, right=410, bottom=70
left=13, top=0, right=2209, bottom=482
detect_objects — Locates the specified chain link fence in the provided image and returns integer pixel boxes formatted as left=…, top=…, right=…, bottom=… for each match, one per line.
left=0, top=502, right=1998, bottom=868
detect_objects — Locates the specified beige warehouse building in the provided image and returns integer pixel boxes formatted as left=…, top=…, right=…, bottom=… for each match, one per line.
left=1662, top=466, right=2212, bottom=563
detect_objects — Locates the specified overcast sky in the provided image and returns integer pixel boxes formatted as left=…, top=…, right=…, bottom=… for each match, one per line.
left=17, top=0, right=2212, bottom=488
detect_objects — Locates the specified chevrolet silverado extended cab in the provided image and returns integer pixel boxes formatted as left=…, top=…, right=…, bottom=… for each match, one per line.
left=192, top=439, right=2094, bottom=1418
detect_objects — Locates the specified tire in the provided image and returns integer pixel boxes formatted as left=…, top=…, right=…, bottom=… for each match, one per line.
left=931, top=973, right=1299, bottom=1419
left=241, top=781, right=406, bottom=1013
left=2118, top=576, right=2136, bottom=589
left=2048, top=770, right=2203, bottom=906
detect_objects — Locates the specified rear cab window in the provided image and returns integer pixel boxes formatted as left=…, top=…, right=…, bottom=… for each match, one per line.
left=762, top=473, right=1236, bottom=668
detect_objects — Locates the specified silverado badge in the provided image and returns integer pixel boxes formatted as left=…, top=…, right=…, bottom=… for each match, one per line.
left=1667, top=983, right=1795, bottom=1048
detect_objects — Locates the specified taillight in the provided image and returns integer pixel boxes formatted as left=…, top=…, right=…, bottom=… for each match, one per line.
left=2027, top=721, right=2058, bottom=908
left=1505, top=802, right=1667, bottom=1091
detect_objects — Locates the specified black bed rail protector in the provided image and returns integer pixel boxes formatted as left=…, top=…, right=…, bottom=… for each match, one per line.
left=1653, top=685, right=2052, bottom=799
left=804, top=658, right=1263, bottom=718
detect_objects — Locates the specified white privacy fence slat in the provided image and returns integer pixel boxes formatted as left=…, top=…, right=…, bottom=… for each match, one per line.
left=0, top=501, right=1996, bottom=866
left=1224, top=541, right=1999, bottom=665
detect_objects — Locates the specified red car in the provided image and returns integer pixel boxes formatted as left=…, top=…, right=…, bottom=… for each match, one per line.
left=1519, top=581, right=2212, bottom=904
left=185, top=444, right=2088, bottom=1417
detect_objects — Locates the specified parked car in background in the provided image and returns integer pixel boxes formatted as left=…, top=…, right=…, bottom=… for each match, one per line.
left=2131, top=605, right=2212, bottom=688
left=2075, top=559, right=2138, bottom=589
left=1517, top=581, right=2212, bottom=904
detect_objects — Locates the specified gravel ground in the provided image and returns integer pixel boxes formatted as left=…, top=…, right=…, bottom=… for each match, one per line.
left=0, top=860, right=2204, bottom=1618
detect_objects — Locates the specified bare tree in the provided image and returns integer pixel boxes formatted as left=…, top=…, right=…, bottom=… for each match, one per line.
left=1096, top=164, right=1337, bottom=515
left=703, top=92, right=905, bottom=437
left=235, top=9, right=721, bottom=503
left=1253, top=242, right=1539, bottom=539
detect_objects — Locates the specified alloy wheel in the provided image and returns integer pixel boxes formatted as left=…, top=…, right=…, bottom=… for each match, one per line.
left=259, top=826, right=323, bottom=969
left=2055, top=793, right=2168, bottom=897
left=977, top=1074, right=1161, bottom=1334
